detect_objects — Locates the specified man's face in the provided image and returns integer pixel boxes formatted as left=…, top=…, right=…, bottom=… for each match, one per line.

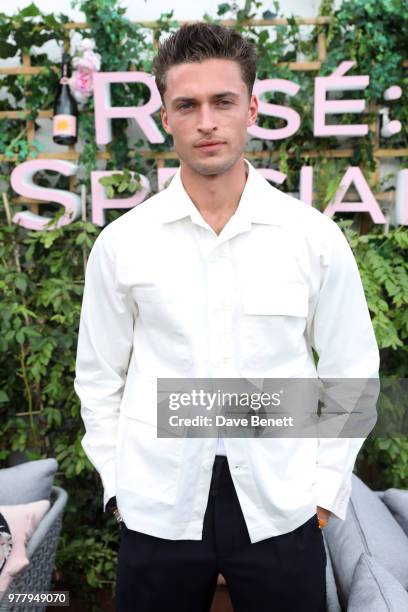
left=161, top=58, right=258, bottom=176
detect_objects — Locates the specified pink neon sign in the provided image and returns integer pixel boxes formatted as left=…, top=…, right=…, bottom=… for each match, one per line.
left=8, top=61, right=406, bottom=229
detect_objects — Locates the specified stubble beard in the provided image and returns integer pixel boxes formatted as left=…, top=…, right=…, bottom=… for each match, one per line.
left=179, top=142, right=247, bottom=177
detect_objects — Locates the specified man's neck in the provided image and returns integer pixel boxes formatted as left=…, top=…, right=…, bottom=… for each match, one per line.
left=180, top=157, right=248, bottom=235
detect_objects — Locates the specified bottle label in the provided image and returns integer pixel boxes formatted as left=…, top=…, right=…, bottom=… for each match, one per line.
left=53, top=114, right=76, bottom=136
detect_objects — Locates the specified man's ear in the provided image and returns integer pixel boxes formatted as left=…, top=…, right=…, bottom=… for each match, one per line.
left=161, top=105, right=172, bottom=135
left=246, top=94, right=258, bottom=128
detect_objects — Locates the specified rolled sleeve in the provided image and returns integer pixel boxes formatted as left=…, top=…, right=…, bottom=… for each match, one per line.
left=74, top=230, right=137, bottom=510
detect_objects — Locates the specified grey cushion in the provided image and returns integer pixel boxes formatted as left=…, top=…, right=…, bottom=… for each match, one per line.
left=348, top=552, right=408, bottom=611
left=323, top=533, right=342, bottom=612
left=382, top=488, right=408, bottom=536
left=0, top=459, right=58, bottom=505
left=323, top=474, right=408, bottom=610
left=27, top=486, right=68, bottom=558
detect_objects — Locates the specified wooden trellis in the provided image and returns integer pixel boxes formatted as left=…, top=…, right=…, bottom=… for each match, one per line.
left=0, top=17, right=407, bottom=215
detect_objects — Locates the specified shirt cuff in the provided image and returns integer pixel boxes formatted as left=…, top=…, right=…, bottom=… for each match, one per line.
left=315, top=469, right=352, bottom=521
left=101, top=468, right=116, bottom=512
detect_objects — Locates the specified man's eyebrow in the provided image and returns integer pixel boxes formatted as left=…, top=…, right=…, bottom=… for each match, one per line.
left=171, top=91, right=239, bottom=104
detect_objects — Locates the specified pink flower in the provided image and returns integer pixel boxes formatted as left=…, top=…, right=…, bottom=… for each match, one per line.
left=75, top=67, right=93, bottom=93
left=73, top=51, right=101, bottom=72
left=80, top=38, right=95, bottom=51
left=68, top=68, right=94, bottom=104
left=68, top=38, right=101, bottom=105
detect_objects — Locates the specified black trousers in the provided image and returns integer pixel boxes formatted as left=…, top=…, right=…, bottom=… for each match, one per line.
left=115, top=455, right=327, bottom=612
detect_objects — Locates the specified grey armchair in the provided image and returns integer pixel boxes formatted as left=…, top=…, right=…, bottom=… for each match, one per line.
left=323, top=474, right=408, bottom=611
left=0, top=460, right=68, bottom=612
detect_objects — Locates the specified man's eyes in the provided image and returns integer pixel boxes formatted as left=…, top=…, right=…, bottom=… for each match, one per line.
left=177, top=100, right=233, bottom=110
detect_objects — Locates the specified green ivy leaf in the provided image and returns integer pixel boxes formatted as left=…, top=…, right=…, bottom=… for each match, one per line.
left=0, top=390, right=9, bottom=403
left=217, top=3, right=231, bottom=16
left=19, top=2, right=41, bottom=17
left=0, top=41, right=18, bottom=59
left=262, top=10, right=277, bottom=19
left=15, top=329, right=25, bottom=345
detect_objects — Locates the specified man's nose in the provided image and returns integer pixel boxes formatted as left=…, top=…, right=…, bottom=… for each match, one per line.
left=197, top=104, right=217, bottom=132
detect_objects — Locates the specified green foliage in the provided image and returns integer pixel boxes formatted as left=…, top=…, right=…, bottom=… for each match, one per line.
left=320, top=0, right=408, bottom=153
left=0, top=218, right=104, bottom=601
left=98, top=169, right=142, bottom=198
left=357, top=436, right=408, bottom=491
left=0, top=0, right=407, bottom=608
left=338, top=219, right=408, bottom=496
left=70, top=0, right=167, bottom=183
left=0, top=2, right=68, bottom=57
left=339, top=220, right=408, bottom=363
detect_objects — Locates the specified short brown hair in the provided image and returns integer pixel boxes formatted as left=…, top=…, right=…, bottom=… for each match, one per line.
left=152, top=22, right=257, bottom=104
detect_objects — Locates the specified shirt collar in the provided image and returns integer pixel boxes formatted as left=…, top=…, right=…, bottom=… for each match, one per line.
left=160, top=158, right=287, bottom=228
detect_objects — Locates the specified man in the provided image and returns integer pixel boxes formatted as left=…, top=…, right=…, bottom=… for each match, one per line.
left=74, top=22, right=380, bottom=612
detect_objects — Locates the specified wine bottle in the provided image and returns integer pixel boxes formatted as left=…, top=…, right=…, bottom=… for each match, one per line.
left=52, top=53, right=78, bottom=145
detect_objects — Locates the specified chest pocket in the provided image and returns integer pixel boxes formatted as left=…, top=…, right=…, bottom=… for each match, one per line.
left=132, top=274, right=200, bottom=305
left=242, top=281, right=309, bottom=318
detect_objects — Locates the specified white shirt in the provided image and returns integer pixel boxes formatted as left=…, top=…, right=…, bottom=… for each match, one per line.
left=74, top=158, right=380, bottom=543
left=185, top=215, right=229, bottom=457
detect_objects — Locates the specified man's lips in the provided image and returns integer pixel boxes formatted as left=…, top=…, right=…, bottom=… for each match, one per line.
left=195, top=141, right=226, bottom=149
